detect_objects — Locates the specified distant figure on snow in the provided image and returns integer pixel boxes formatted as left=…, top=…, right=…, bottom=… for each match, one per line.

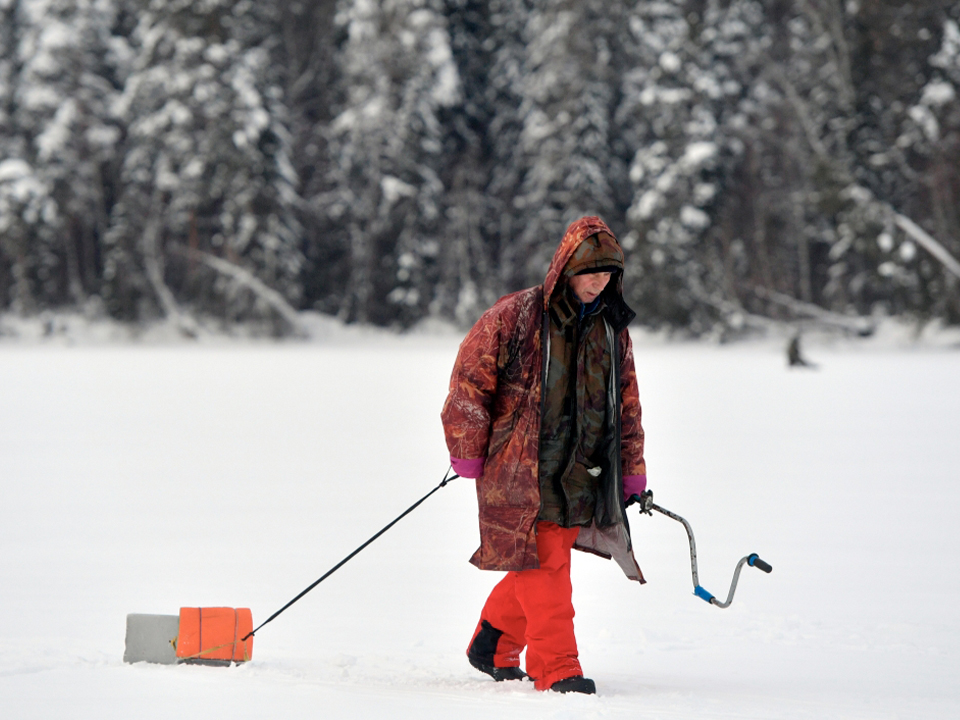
left=788, top=333, right=817, bottom=369
left=441, top=216, right=648, bottom=695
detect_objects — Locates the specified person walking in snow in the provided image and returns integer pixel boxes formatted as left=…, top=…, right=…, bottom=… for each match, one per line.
left=441, top=216, right=648, bottom=695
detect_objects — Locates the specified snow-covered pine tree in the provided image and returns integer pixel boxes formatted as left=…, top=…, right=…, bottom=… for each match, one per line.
left=723, top=0, right=960, bottom=325
left=429, top=0, right=505, bottom=325
left=0, top=0, right=15, bottom=155
left=0, top=0, right=28, bottom=311
left=613, top=0, right=737, bottom=332
left=8, top=0, right=125, bottom=311
left=499, top=0, right=628, bottom=292
left=869, top=9, right=960, bottom=322
left=272, top=0, right=343, bottom=317
left=323, top=0, right=461, bottom=326
left=104, top=0, right=302, bottom=330
left=2, top=0, right=958, bottom=333
left=459, top=0, right=529, bottom=301
left=0, top=158, right=57, bottom=314
left=694, top=0, right=834, bottom=323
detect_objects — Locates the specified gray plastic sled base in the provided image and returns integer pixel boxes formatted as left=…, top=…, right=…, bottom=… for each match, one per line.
left=124, top=614, right=180, bottom=664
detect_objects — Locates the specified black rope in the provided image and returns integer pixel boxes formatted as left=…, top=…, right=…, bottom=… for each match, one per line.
left=242, top=467, right=460, bottom=641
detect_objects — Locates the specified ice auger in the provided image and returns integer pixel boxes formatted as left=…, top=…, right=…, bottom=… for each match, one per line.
left=633, top=490, right=772, bottom=608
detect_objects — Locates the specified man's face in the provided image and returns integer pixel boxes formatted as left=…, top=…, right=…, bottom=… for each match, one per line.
left=569, top=272, right=613, bottom=304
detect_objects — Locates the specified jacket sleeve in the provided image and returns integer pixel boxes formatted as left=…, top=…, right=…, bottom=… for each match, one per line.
left=618, top=328, right=646, bottom=478
left=441, top=308, right=503, bottom=469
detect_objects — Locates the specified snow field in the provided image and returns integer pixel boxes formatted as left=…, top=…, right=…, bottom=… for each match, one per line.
left=1, top=333, right=958, bottom=719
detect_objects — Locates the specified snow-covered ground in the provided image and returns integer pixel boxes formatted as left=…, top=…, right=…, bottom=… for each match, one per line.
left=1, top=320, right=959, bottom=719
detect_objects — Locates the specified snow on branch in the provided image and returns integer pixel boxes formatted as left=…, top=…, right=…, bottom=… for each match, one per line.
left=752, top=286, right=875, bottom=335
left=169, top=245, right=307, bottom=337
left=774, top=69, right=960, bottom=284
left=846, top=185, right=960, bottom=282
left=892, top=213, right=960, bottom=281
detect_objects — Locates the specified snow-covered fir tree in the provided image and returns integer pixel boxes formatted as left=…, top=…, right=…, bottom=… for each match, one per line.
left=428, top=0, right=506, bottom=325
left=274, top=0, right=342, bottom=318
left=1, top=0, right=958, bottom=332
left=612, top=0, right=737, bottom=331
left=322, top=0, right=461, bottom=326
left=880, top=11, right=960, bottom=322
left=0, top=157, right=56, bottom=314
left=493, top=0, right=628, bottom=292
left=104, top=0, right=302, bottom=328
left=8, top=0, right=125, bottom=311
left=700, top=0, right=824, bottom=322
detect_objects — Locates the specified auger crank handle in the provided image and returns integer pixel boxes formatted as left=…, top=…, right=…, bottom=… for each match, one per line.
left=635, top=490, right=771, bottom=609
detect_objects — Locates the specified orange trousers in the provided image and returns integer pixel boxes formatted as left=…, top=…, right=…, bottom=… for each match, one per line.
left=468, top=522, right=582, bottom=690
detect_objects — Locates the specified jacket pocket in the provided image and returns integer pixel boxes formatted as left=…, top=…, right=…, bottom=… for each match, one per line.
left=474, top=505, right=537, bottom=571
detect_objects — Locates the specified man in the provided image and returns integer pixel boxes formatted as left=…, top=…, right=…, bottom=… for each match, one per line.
left=441, top=216, right=647, bottom=695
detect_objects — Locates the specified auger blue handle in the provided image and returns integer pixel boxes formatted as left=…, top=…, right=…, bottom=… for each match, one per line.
left=694, top=585, right=715, bottom=603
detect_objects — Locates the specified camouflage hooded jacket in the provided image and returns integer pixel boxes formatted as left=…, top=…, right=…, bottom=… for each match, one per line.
left=441, top=217, right=646, bottom=582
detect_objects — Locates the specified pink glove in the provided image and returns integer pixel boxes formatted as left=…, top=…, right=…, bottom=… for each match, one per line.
left=451, top=456, right=485, bottom=479
left=623, top=474, right=647, bottom=501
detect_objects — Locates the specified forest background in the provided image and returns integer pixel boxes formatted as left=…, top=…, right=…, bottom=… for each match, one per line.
left=1, top=0, right=959, bottom=337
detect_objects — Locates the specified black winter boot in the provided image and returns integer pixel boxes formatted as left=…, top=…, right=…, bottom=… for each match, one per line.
left=467, top=620, right=529, bottom=682
left=549, top=676, right=596, bottom=694
left=468, top=656, right=529, bottom=681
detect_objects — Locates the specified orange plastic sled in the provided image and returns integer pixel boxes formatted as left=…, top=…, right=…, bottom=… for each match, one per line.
left=175, top=607, right=254, bottom=665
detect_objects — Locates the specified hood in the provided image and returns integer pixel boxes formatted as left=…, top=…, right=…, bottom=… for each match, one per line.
left=543, top=216, right=625, bottom=309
